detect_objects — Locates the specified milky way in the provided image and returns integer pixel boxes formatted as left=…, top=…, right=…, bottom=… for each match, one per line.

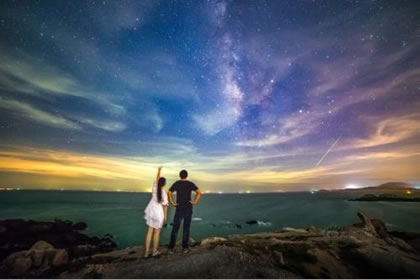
left=0, top=0, right=419, bottom=192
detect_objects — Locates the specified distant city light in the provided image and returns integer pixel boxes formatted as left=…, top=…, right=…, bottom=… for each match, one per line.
left=246, top=190, right=251, bottom=194
left=345, top=184, right=360, bottom=189
left=217, top=191, right=223, bottom=194
left=309, top=189, right=317, bottom=194
left=406, top=190, right=412, bottom=195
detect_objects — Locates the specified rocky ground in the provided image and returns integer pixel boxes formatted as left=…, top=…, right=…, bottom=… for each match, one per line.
left=1, top=212, right=420, bottom=278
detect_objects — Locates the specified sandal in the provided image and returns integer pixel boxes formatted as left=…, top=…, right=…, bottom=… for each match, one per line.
left=152, top=250, right=162, bottom=257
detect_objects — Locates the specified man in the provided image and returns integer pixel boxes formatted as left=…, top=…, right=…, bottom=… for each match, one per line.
left=167, top=169, right=201, bottom=254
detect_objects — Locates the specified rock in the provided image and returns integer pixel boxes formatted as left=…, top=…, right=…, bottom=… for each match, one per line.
left=200, top=237, right=227, bottom=246
left=0, top=219, right=117, bottom=263
left=281, top=227, right=308, bottom=234
left=356, top=212, right=378, bottom=236
left=272, top=250, right=285, bottom=266
left=72, top=222, right=88, bottom=231
left=3, top=213, right=420, bottom=279
left=370, top=218, right=388, bottom=238
left=390, top=231, right=420, bottom=252
left=302, top=248, right=354, bottom=278
left=28, top=241, right=55, bottom=268
left=9, top=257, right=32, bottom=276
left=73, top=244, right=98, bottom=257
left=392, top=237, right=414, bottom=252
left=235, top=224, right=243, bottom=229
left=306, top=225, right=319, bottom=233
left=246, top=220, right=258, bottom=225
left=1, top=251, right=32, bottom=277
left=2, top=250, right=30, bottom=266
left=353, top=245, right=420, bottom=278
left=30, top=249, right=45, bottom=267
left=31, top=240, right=54, bottom=251
left=385, top=237, right=396, bottom=245
left=31, top=223, right=53, bottom=233
left=52, top=249, right=68, bottom=267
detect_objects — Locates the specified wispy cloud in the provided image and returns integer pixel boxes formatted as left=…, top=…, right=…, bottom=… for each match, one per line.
left=77, top=118, right=126, bottom=132
left=346, top=113, right=420, bottom=149
left=236, top=112, right=322, bottom=147
left=0, top=97, right=80, bottom=130
left=0, top=50, right=125, bottom=115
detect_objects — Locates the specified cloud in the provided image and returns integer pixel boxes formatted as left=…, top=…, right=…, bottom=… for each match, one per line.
left=236, top=112, right=322, bottom=147
left=0, top=50, right=125, bottom=116
left=347, top=113, right=420, bottom=149
left=77, top=118, right=126, bottom=132
left=0, top=139, right=419, bottom=192
left=344, top=151, right=420, bottom=162
left=0, top=97, right=80, bottom=130
left=231, top=23, right=420, bottom=147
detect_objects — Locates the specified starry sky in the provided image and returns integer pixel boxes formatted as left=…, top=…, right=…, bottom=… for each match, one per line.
left=0, top=0, right=419, bottom=192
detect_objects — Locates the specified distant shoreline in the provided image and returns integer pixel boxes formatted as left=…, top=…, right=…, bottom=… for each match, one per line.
left=0, top=188, right=318, bottom=195
left=1, top=181, right=419, bottom=195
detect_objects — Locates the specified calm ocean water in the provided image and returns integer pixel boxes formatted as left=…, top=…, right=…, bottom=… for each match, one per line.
left=1, top=190, right=420, bottom=248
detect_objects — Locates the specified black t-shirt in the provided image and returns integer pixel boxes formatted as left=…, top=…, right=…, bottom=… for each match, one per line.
left=169, top=180, right=198, bottom=210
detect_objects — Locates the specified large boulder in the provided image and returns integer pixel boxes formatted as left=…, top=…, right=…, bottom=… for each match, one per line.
left=0, top=241, right=69, bottom=277
left=0, top=219, right=116, bottom=263
left=31, top=240, right=54, bottom=251
left=0, top=250, right=32, bottom=276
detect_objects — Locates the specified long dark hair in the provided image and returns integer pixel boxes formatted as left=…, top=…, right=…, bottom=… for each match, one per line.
left=157, top=177, right=166, bottom=203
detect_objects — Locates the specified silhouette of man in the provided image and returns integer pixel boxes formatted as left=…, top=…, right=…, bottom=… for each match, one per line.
left=167, top=169, right=201, bottom=254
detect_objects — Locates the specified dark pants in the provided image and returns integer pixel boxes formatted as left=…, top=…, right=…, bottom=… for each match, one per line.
left=168, top=208, right=192, bottom=249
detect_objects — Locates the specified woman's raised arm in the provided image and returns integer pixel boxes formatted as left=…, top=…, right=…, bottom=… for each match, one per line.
left=156, top=166, right=162, bottom=181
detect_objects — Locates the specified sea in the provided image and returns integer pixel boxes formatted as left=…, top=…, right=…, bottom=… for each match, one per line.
left=1, top=190, right=420, bottom=248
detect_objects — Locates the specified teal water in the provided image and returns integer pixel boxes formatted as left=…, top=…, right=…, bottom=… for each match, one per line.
left=1, top=190, right=420, bottom=248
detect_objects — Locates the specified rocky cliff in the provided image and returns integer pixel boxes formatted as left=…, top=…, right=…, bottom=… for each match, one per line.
left=1, top=213, right=420, bottom=278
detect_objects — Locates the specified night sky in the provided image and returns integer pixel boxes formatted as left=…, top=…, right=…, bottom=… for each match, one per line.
left=0, top=0, right=419, bottom=192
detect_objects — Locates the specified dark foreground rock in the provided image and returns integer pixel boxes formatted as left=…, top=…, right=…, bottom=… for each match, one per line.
left=1, top=213, right=420, bottom=278
left=0, top=219, right=116, bottom=264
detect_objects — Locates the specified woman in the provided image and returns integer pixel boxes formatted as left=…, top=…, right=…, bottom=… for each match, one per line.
left=143, top=166, right=168, bottom=258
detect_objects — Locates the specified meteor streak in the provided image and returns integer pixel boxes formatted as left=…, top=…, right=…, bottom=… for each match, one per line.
left=315, top=136, right=342, bottom=167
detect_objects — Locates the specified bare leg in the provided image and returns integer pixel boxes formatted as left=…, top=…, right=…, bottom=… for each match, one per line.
left=144, top=226, right=153, bottom=257
left=152, top=228, right=161, bottom=254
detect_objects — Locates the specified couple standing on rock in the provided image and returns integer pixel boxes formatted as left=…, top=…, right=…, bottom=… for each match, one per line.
left=143, top=167, right=201, bottom=258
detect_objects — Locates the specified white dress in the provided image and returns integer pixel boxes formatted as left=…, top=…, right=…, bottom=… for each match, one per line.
left=144, top=181, right=169, bottom=229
